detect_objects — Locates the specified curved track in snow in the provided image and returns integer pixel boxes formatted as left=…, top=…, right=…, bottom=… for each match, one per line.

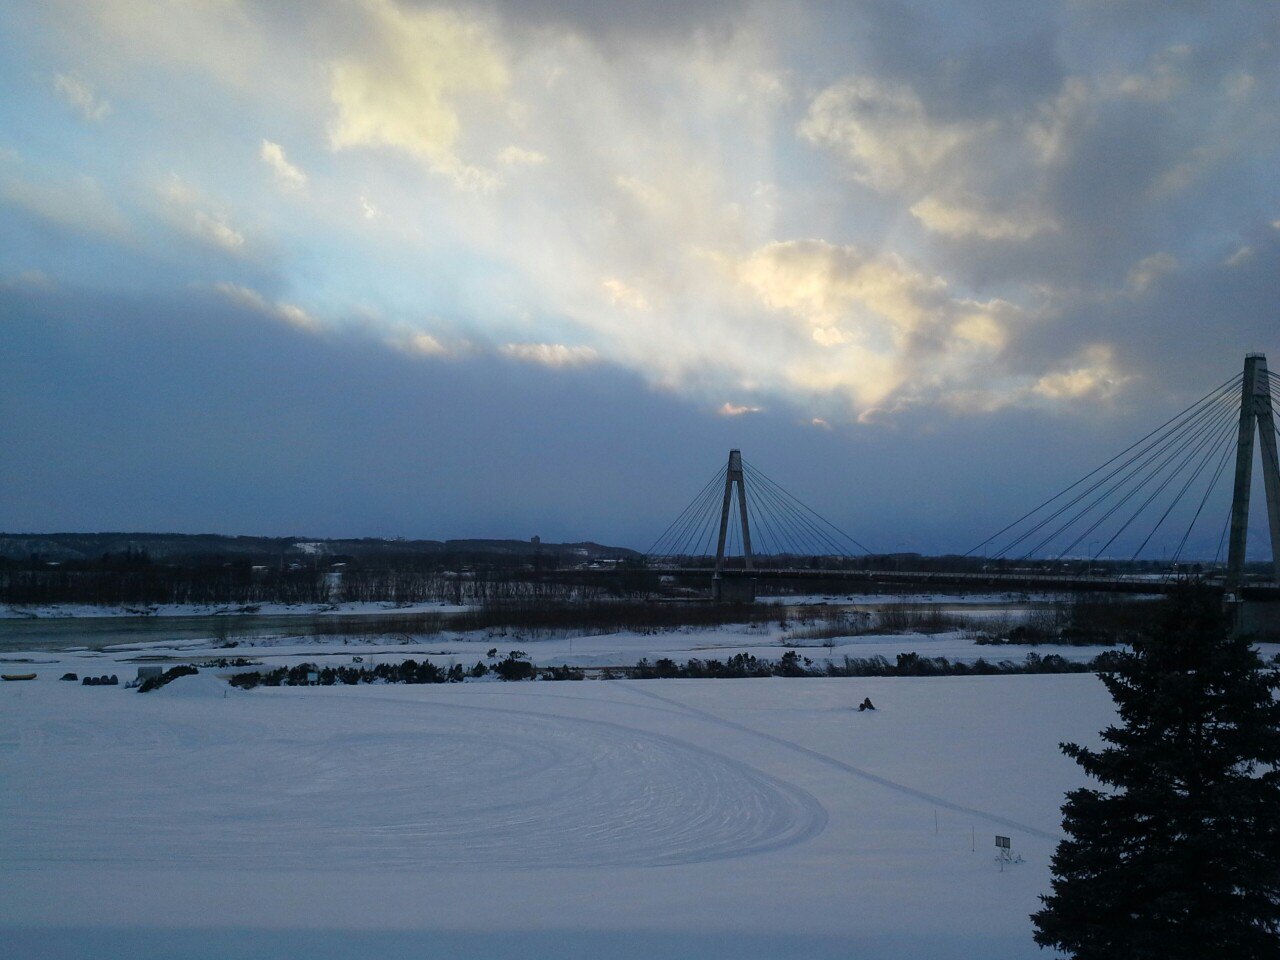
left=0, top=690, right=827, bottom=869
left=615, top=682, right=1059, bottom=840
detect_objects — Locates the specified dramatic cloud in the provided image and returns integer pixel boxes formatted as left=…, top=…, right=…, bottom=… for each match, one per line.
left=1032, top=345, right=1127, bottom=402
left=3, top=0, right=1278, bottom=546
left=327, top=0, right=508, bottom=190
left=801, top=77, right=975, bottom=192
left=736, top=239, right=1018, bottom=409
left=908, top=194, right=1055, bottom=242
left=800, top=75, right=1056, bottom=242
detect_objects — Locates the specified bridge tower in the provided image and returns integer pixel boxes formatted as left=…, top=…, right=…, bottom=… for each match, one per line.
left=1226, top=353, right=1280, bottom=589
left=712, top=449, right=756, bottom=602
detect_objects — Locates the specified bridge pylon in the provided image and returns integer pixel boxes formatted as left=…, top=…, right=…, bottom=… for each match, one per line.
left=712, top=449, right=756, bottom=602
left=1227, top=353, right=1280, bottom=588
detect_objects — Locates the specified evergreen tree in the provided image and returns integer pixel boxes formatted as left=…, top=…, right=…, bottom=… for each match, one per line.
left=1032, top=585, right=1280, bottom=958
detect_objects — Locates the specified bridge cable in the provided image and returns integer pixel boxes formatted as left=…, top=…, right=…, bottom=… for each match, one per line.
left=1093, top=405, right=1241, bottom=561
left=1169, top=416, right=1240, bottom=570
left=652, top=467, right=724, bottom=559
left=653, top=463, right=725, bottom=557
left=744, top=467, right=853, bottom=559
left=991, top=400, right=1233, bottom=560
left=1060, top=400, right=1240, bottom=560
left=1002, top=386, right=1239, bottom=559
left=677, top=466, right=732, bottom=559
left=736, top=464, right=825, bottom=559
left=964, top=372, right=1242, bottom=558
left=688, top=481, right=726, bottom=560
left=748, top=461, right=873, bottom=556
left=1031, top=397, right=1239, bottom=560
left=646, top=464, right=726, bottom=558
left=994, top=387, right=1238, bottom=559
left=697, top=473, right=736, bottom=558
left=741, top=458, right=873, bottom=555
left=1065, top=406, right=1236, bottom=580
left=1000, top=394, right=1232, bottom=560
left=744, top=472, right=788, bottom=562
left=742, top=473, right=819, bottom=558
left=1127, top=410, right=1241, bottom=562
left=1213, top=507, right=1232, bottom=570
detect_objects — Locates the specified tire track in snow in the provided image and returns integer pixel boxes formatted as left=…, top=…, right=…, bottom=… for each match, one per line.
left=614, top=682, right=1059, bottom=841
left=0, top=688, right=829, bottom=869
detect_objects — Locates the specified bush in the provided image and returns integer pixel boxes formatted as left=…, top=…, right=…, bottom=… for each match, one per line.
left=493, top=651, right=535, bottom=681
left=137, top=664, right=198, bottom=693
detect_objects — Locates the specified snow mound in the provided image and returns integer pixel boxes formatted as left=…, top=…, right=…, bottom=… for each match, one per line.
left=148, top=674, right=236, bottom=699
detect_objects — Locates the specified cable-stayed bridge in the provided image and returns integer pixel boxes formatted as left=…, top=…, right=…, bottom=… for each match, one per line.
left=636, top=354, right=1280, bottom=615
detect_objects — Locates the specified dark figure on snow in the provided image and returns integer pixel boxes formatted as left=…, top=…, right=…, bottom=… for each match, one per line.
left=858, top=697, right=875, bottom=712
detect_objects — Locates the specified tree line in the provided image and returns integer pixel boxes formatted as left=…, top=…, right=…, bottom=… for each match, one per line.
left=226, top=648, right=1108, bottom=689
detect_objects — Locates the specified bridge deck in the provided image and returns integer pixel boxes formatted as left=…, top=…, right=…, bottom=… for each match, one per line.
left=608, top=567, right=1279, bottom=599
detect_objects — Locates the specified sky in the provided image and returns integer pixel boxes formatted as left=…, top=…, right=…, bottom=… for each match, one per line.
left=1, top=0, right=1278, bottom=555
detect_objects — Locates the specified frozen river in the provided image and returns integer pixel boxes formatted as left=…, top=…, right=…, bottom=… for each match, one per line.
left=0, top=611, right=420, bottom=652
left=0, top=597, right=1064, bottom=654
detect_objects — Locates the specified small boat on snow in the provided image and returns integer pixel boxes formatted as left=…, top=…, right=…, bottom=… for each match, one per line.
left=1, top=673, right=37, bottom=681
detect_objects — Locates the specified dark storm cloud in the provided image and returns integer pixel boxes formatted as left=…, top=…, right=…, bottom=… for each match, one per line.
left=827, top=0, right=1067, bottom=115
left=0, top=282, right=721, bottom=545
left=4, top=276, right=1271, bottom=553
left=465, top=0, right=750, bottom=41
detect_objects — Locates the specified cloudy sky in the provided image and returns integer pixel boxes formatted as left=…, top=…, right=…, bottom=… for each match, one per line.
left=1, top=0, right=1277, bottom=554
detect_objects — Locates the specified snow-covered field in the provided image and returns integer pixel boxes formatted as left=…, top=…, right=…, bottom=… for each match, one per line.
left=0, top=621, right=1122, bottom=678
left=11, top=605, right=1249, bottom=959
left=2, top=666, right=1108, bottom=959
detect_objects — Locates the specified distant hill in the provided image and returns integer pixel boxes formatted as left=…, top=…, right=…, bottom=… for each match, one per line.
left=0, top=532, right=639, bottom=563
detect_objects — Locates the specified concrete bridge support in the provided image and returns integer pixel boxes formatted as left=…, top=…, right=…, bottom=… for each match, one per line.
left=711, top=575, right=757, bottom=603
left=1227, top=598, right=1280, bottom=641
left=1225, top=354, right=1280, bottom=638
left=1226, top=353, right=1280, bottom=588
left=712, top=449, right=755, bottom=603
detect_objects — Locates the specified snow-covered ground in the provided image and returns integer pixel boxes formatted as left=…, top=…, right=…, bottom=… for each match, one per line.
left=3, top=667, right=1109, bottom=959
left=7, top=615, right=1267, bottom=959
left=0, top=621, right=1123, bottom=678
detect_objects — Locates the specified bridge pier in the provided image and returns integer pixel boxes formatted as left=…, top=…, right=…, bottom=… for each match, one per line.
left=1227, top=597, right=1280, bottom=641
left=1227, top=353, right=1280, bottom=588
left=710, top=448, right=757, bottom=603
left=711, top=575, right=756, bottom=603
